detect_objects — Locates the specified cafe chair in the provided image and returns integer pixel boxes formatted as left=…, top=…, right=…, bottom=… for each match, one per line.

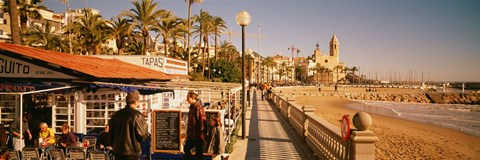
left=48, top=149, right=66, bottom=160
left=7, top=150, right=19, bottom=160
left=89, top=151, right=108, bottom=160
left=67, top=148, right=86, bottom=160
left=82, top=136, right=97, bottom=150
left=21, top=148, right=39, bottom=160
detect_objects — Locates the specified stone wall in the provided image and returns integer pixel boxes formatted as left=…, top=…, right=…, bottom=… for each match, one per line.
left=298, top=92, right=480, bottom=105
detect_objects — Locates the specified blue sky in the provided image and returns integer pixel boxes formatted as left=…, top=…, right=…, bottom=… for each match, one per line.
left=42, top=0, right=479, bottom=82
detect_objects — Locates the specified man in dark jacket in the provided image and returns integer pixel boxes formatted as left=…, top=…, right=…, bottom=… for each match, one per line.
left=109, top=91, right=149, bottom=160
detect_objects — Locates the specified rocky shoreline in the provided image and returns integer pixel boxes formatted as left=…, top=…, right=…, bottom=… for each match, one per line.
left=298, top=92, right=480, bottom=105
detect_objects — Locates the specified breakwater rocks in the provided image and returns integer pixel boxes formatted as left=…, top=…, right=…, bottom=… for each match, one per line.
left=297, top=92, right=480, bottom=105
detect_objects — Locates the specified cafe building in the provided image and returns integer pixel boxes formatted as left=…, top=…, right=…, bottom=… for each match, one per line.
left=1, top=42, right=241, bottom=158
left=0, top=42, right=185, bottom=134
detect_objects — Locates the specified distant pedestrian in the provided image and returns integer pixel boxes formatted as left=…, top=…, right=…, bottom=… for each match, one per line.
left=10, top=112, right=32, bottom=151
left=109, top=91, right=149, bottom=160
left=334, top=84, right=338, bottom=92
left=261, top=83, right=269, bottom=100
left=184, top=91, right=206, bottom=160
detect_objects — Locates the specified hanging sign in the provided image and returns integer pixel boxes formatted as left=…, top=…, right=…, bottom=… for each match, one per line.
left=0, top=55, right=75, bottom=79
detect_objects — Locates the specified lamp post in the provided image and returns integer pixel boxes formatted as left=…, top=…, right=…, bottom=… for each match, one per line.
left=236, top=10, right=251, bottom=140
left=258, top=24, right=261, bottom=83
left=246, top=48, right=253, bottom=109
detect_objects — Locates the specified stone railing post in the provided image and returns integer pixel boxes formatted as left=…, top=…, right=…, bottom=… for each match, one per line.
left=302, top=106, right=316, bottom=141
left=277, top=93, right=283, bottom=105
left=286, top=97, right=295, bottom=119
left=350, top=112, right=379, bottom=160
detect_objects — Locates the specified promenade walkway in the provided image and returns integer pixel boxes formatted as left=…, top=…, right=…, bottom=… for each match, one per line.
left=229, top=90, right=317, bottom=160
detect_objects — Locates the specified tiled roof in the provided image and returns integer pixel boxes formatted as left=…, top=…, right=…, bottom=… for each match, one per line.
left=0, top=42, right=171, bottom=80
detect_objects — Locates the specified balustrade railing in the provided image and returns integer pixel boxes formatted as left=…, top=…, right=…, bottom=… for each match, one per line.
left=267, top=90, right=378, bottom=160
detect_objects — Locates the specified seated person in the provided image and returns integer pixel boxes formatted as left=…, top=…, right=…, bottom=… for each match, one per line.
left=0, top=148, right=10, bottom=160
left=96, top=124, right=112, bottom=151
left=0, top=123, right=6, bottom=148
left=38, top=122, right=56, bottom=150
left=57, top=123, right=77, bottom=150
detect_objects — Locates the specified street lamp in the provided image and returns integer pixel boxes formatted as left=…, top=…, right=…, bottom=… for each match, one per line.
left=236, top=10, right=251, bottom=140
left=246, top=48, right=253, bottom=109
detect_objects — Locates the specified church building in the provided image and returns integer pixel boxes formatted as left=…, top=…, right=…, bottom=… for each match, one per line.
left=309, top=33, right=346, bottom=83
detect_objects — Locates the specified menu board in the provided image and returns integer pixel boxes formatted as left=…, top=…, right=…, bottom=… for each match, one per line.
left=152, top=110, right=182, bottom=152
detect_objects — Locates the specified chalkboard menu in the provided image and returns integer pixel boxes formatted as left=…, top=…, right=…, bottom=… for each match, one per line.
left=152, top=110, right=182, bottom=152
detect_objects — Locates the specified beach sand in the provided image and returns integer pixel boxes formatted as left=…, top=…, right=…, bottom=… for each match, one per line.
left=280, top=86, right=480, bottom=160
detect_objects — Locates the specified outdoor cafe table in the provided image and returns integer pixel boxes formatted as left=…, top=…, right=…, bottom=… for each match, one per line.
left=66, top=143, right=95, bottom=159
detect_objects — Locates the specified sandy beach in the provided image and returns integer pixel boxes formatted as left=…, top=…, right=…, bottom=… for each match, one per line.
left=279, top=86, right=480, bottom=160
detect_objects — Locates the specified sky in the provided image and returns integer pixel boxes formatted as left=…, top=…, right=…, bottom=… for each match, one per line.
left=41, top=0, right=479, bottom=82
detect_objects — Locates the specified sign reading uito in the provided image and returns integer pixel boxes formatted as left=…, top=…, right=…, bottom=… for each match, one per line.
left=152, top=110, right=182, bottom=153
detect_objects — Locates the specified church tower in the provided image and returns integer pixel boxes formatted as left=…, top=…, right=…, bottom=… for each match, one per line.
left=313, top=42, right=321, bottom=63
left=329, top=33, right=339, bottom=61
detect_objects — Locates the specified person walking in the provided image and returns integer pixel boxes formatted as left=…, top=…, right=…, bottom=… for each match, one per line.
left=184, top=91, right=206, bottom=160
left=109, top=91, right=149, bottom=160
left=260, top=83, right=268, bottom=100
left=10, top=113, right=32, bottom=151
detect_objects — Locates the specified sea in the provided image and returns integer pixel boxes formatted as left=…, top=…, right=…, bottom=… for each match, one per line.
left=347, top=100, right=480, bottom=137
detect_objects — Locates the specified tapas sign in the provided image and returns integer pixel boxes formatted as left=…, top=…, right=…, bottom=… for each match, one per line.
left=341, top=115, right=350, bottom=142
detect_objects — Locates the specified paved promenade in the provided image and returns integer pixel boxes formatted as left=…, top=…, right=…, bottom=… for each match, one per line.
left=229, top=90, right=317, bottom=160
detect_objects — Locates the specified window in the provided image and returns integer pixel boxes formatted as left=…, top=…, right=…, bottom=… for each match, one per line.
left=0, top=30, right=3, bottom=35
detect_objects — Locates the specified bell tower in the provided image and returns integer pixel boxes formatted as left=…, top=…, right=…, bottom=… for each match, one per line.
left=313, top=42, right=321, bottom=63
left=329, top=33, right=339, bottom=60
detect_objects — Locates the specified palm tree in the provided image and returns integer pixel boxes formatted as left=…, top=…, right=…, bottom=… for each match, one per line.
left=194, top=10, right=213, bottom=75
left=17, top=0, right=46, bottom=32
left=125, top=36, right=145, bottom=55
left=211, top=16, right=226, bottom=61
left=154, top=11, right=181, bottom=57
left=122, top=0, right=165, bottom=55
left=218, top=40, right=236, bottom=60
left=324, top=68, right=333, bottom=84
left=170, top=19, right=188, bottom=59
left=351, top=66, right=358, bottom=85
left=8, top=0, right=20, bottom=44
left=108, top=16, right=134, bottom=55
left=70, top=9, right=111, bottom=55
left=312, top=63, right=323, bottom=84
left=22, top=21, right=64, bottom=51
left=185, top=0, right=203, bottom=72
left=262, top=57, right=276, bottom=82
left=294, top=65, right=306, bottom=84
left=334, top=65, right=344, bottom=83
left=279, top=62, right=289, bottom=84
